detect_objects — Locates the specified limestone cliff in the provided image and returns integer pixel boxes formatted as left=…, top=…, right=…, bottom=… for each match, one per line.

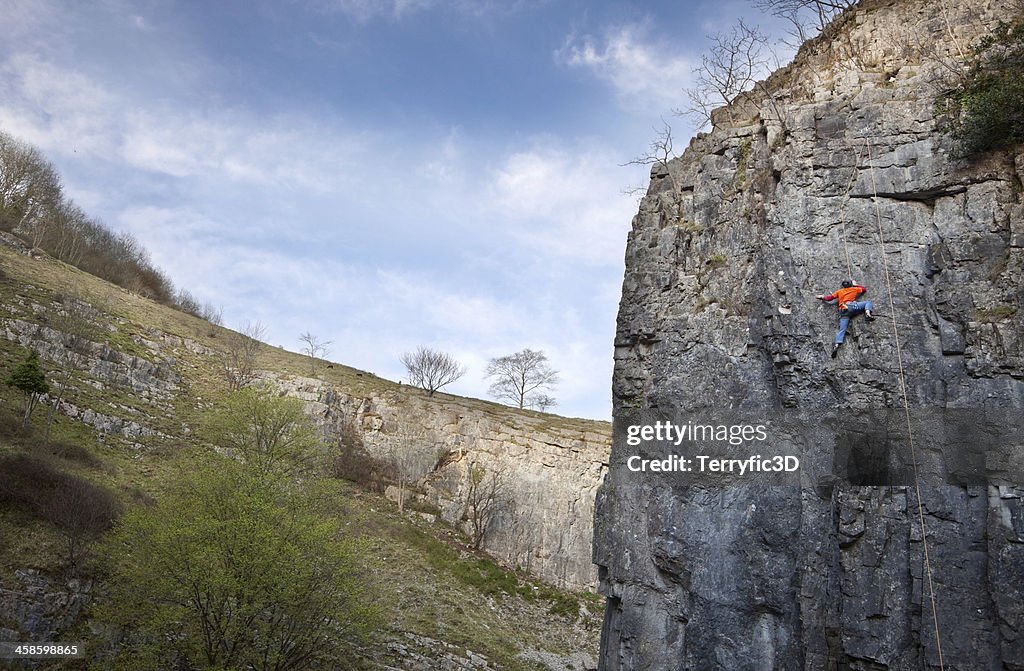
left=595, top=0, right=1024, bottom=668
left=271, top=374, right=608, bottom=590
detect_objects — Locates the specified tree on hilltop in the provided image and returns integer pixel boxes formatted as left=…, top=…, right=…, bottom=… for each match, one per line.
left=485, top=348, right=559, bottom=410
left=400, top=346, right=466, bottom=396
left=220, top=320, right=266, bottom=390
left=299, top=331, right=332, bottom=375
left=752, top=0, right=857, bottom=43
left=679, top=20, right=772, bottom=130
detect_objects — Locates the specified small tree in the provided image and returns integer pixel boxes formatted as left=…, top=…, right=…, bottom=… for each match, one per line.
left=400, top=346, right=466, bottom=396
left=299, top=331, right=332, bottom=375
left=5, top=350, right=49, bottom=428
left=529, top=393, right=557, bottom=412
left=47, top=474, right=121, bottom=574
left=485, top=348, right=559, bottom=410
left=204, top=384, right=323, bottom=477
left=622, top=120, right=682, bottom=205
left=0, top=454, right=120, bottom=575
left=221, top=320, right=266, bottom=391
left=677, top=18, right=790, bottom=145
left=386, top=416, right=444, bottom=513
left=464, top=462, right=507, bottom=551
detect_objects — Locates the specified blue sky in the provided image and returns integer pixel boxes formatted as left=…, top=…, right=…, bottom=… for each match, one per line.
left=1, top=0, right=790, bottom=420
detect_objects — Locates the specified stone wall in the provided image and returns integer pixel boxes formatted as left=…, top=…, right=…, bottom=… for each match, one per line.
left=596, top=0, right=1024, bottom=668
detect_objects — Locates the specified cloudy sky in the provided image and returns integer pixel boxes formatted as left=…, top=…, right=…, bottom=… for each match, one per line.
left=0, top=0, right=793, bottom=420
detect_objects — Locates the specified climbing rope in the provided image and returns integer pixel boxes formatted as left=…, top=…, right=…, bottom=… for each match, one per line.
left=837, top=141, right=866, bottom=280
left=862, top=139, right=946, bottom=670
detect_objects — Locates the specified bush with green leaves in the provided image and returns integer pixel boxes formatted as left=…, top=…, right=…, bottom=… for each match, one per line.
left=99, top=459, right=374, bottom=670
left=203, top=383, right=324, bottom=477
left=939, top=19, right=1024, bottom=157
left=5, top=349, right=49, bottom=428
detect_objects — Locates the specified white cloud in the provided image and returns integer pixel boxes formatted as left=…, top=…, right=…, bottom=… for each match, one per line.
left=0, top=55, right=121, bottom=156
left=557, top=22, right=696, bottom=112
left=0, top=54, right=382, bottom=193
left=487, top=142, right=638, bottom=265
left=307, top=0, right=533, bottom=23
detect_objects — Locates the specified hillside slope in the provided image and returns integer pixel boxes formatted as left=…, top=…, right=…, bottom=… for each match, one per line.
left=596, top=0, right=1023, bottom=668
left=0, top=241, right=606, bottom=669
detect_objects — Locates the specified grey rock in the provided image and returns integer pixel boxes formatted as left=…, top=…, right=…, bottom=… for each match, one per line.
left=595, top=0, right=1024, bottom=668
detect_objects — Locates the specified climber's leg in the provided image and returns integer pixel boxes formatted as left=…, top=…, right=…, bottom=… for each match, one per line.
left=835, top=315, right=851, bottom=344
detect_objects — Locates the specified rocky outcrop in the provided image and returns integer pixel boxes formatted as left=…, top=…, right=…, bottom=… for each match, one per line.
left=0, top=570, right=91, bottom=645
left=596, top=0, right=1023, bottom=669
left=272, top=374, right=609, bottom=590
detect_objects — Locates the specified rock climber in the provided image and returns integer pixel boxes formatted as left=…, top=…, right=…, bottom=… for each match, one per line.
left=818, top=279, right=875, bottom=358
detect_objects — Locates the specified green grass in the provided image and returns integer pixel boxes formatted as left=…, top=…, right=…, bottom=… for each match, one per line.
left=975, top=305, right=1017, bottom=322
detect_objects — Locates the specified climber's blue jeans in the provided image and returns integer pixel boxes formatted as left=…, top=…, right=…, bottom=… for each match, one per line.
left=835, top=300, right=874, bottom=344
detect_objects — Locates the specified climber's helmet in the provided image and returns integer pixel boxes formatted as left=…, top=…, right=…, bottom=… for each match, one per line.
left=841, top=280, right=853, bottom=288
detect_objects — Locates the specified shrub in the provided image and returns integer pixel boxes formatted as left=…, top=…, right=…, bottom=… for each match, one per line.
left=330, top=438, right=397, bottom=493
left=99, top=458, right=375, bottom=670
left=0, top=454, right=120, bottom=572
left=939, top=20, right=1024, bottom=156
left=328, top=418, right=396, bottom=492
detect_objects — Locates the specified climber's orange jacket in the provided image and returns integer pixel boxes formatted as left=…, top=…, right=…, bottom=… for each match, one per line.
left=822, top=285, right=866, bottom=309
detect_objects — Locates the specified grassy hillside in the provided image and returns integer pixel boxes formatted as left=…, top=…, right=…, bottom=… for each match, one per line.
left=0, top=244, right=603, bottom=670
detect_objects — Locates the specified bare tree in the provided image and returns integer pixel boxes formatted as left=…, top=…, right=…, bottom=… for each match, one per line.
left=529, top=393, right=557, bottom=412
left=622, top=120, right=681, bottom=202
left=221, top=320, right=266, bottom=391
left=401, top=346, right=466, bottom=396
left=386, top=416, right=444, bottom=513
left=174, top=288, right=201, bottom=316
left=0, top=131, right=62, bottom=239
left=753, top=0, right=857, bottom=43
left=502, top=483, right=538, bottom=572
left=485, top=348, right=558, bottom=410
left=463, top=461, right=507, bottom=551
left=44, top=297, right=97, bottom=443
left=0, top=455, right=120, bottom=575
left=48, top=201, right=89, bottom=265
left=198, top=302, right=224, bottom=325
left=299, top=332, right=332, bottom=375
left=680, top=20, right=771, bottom=129
left=47, top=475, right=121, bottom=574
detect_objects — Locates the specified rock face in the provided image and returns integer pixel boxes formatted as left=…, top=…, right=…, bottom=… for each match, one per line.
left=271, top=374, right=609, bottom=590
left=595, top=1, right=1024, bottom=669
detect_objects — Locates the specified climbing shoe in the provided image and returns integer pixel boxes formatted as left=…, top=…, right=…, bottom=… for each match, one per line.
left=865, top=311, right=876, bottom=322
left=831, top=343, right=841, bottom=358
